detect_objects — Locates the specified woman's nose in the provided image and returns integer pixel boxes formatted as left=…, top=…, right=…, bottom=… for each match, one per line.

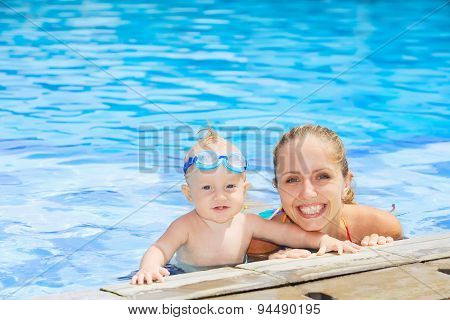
left=299, top=179, right=317, bottom=199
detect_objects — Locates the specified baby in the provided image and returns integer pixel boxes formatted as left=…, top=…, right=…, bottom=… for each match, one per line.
left=131, top=129, right=360, bottom=285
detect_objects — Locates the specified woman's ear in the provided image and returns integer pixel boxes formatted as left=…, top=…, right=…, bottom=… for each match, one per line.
left=345, top=171, right=353, bottom=189
left=272, top=178, right=278, bottom=189
left=181, top=184, right=192, bottom=202
left=342, top=171, right=353, bottom=197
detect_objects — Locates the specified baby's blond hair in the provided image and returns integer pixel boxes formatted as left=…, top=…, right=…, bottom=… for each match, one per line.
left=184, top=127, right=221, bottom=161
left=184, top=127, right=227, bottom=172
left=197, top=127, right=219, bottom=147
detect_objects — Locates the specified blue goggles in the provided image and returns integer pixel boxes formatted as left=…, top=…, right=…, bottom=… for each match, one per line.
left=183, top=150, right=247, bottom=174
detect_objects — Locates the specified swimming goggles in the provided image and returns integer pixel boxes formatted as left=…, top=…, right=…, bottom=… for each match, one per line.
left=183, top=150, right=247, bottom=174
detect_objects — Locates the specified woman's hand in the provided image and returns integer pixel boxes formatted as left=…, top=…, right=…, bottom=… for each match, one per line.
left=131, top=266, right=170, bottom=285
left=317, top=235, right=361, bottom=255
left=360, top=234, right=394, bottom=246
left=268, top=248, right=312, bottom=259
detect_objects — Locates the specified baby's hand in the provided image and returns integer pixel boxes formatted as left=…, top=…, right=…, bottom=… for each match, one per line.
left=361, top=234, right=394, bottom=246
left=317, top=235, right=361, bottom=255
left=131, top=266, right=170, bottom=285
left=268, top=248, right=312, bottom=260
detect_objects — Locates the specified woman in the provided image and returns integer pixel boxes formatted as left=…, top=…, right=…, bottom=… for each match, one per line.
left=248, top=124, right=402, bottom=258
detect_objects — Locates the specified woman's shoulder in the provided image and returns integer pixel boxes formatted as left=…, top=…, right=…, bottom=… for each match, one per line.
left=343, top=204, right=402, bottom=240
left=344, top=203, right=392, bottom=220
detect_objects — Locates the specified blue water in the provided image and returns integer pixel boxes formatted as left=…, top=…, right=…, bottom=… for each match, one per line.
left=0, top=0, right=449, bottom=299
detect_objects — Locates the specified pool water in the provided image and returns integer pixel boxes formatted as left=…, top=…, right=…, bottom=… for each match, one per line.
left=0, top=0, right=449, bottom=299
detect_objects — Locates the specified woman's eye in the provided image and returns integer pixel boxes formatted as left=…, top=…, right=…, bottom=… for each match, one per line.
left=202, top=185, right=211, bottom=190
left=317, top=173, right=330, bottom=180
left=286, top=177, right=299, bottom=183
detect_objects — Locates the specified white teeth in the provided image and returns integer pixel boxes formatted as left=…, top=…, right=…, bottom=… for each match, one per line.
left=299, top=204, right=324, bottom=215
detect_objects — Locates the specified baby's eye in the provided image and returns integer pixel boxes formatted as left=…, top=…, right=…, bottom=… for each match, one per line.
left=286, top=177, right=300, bottom=183
left=226, top=184, right=236, bottom=189
left=202, top=185, right=212, bottom=190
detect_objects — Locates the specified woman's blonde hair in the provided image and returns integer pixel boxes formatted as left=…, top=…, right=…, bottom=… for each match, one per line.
left=273, top=124, right=355, bottom=204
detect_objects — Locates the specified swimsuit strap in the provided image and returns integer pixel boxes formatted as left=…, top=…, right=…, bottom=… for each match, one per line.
left=340, top=217, right=353, bottom=243
left=267, top=207, right=285, bottom=220
left=282, top=212, right=288, bottom=223
left=272, top=207, right=288, bottom=223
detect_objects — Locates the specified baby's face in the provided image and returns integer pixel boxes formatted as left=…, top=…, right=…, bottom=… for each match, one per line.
left=186, top=165, right=248, bottom=224
left=184, top=139, right=249, bottom=224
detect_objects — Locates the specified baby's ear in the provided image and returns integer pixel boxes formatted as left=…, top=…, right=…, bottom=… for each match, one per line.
left=181, top=184, right=193, bottom=202
left=243, top=180, right=251, bottom=193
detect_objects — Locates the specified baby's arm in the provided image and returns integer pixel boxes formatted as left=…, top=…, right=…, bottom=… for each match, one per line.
left=248, top=214, right=359, bottom=255
left=346, top=204, right=402, bottom=246
left=132, top=245, right=168, bottom=285
left=131, top=217, right=189, bottom=285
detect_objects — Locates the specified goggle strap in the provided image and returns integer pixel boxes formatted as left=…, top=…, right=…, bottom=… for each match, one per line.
left=183, top=156, right=197, bottom=174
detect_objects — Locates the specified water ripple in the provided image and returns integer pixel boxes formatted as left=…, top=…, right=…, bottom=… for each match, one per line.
left=46, top=189, right=126, bottom=207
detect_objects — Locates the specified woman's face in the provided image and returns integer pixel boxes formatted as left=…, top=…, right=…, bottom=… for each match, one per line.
left=275, top=135, right=350, bottom=232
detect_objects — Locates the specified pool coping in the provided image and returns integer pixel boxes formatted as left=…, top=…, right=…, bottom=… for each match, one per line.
left=34, top=232, right=450, bottom=300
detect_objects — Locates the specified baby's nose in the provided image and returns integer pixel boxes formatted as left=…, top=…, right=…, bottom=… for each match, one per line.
left=213, top=191, right=227, bottom=201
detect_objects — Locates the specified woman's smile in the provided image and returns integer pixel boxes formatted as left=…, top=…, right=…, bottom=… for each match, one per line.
left=295, top=203, right=327, bottom=219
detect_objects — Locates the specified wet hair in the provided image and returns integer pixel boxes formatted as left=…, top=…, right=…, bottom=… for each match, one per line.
left=197, top=127, right=219, bottom=147
left=184, top=127, right=219, bottom=161
left=273, top=124, right=355, bottom=204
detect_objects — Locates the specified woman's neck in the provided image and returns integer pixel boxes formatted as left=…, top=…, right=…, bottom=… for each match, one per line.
left=320, top=208, right=346, bottom=240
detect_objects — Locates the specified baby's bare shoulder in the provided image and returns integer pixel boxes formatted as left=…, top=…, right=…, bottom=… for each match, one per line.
left=241, top=212, right=276, bottom=234
left=241, top=212, right=264, bottom=223
left=168, top=210, right=197, bottom=229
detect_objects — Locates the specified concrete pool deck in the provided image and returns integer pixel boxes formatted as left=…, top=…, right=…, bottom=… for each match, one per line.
left=35, top=232, right=450, bottom=300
